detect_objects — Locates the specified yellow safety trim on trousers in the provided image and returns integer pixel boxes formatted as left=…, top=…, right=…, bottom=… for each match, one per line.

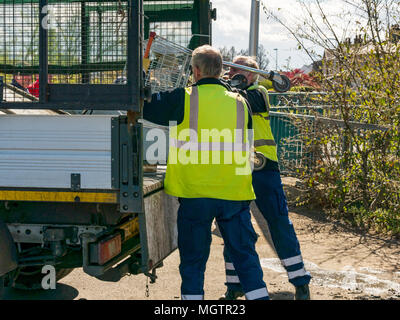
left=0, top=190, right=118, bottom=203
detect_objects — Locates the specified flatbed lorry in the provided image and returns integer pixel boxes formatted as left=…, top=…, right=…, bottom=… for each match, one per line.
left=0, top=0, right=215, bottom=295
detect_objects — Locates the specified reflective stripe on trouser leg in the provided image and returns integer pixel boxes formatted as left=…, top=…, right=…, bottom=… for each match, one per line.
left=225, top=250, right=310, bottom=293
left=281, top=255, right=311, bottom=282
left=216, top=203, right=269, bottom=300
left=181, top=295, right=204, bottom=300
left=225, top=262, right=241, bottom=284
left=223, top=248, right=243, bottom=291
left=245, top=287, right=269, bottom=300
left=223, top=254, right=269, bottom=300
left=252, top=170, right=312, bottom=287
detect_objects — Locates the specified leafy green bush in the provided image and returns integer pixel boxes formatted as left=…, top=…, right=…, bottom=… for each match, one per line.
left=273, top=1, right=400, bottom=236
left=289, top=86, right=315, bottom=92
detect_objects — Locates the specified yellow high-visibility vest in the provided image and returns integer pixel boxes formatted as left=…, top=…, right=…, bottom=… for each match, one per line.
left=164, top=84, right=256, bottom=200
left=248, top=84, right=278, bottom=162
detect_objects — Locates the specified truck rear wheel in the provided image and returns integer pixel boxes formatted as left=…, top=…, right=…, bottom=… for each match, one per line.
left=12, top=267, right=74, bottom=290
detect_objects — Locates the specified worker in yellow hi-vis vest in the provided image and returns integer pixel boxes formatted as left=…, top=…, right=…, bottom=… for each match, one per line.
left=219, top=55, right=311, bottom=301
left=143, top=46, right=269, bottom=300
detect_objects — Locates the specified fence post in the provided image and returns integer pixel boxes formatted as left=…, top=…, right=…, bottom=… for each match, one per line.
left=268, top=93, right=278, bottom=106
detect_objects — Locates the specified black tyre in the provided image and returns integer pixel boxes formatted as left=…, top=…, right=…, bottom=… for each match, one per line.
left=253, top=152, right=267, bottom=171
left=272, top=74, right=291, bottom=92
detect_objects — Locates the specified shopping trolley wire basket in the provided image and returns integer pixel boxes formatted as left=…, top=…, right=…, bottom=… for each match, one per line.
left=143, top=32, right=193, bottom=93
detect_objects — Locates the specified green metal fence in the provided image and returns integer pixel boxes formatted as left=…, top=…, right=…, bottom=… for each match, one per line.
left=0, top=0, right=212, bottom=103
left=268, top=92, right=322, bottom=173
left=268, top=91, right=327, bottom=107
left=268, top=92, right=389, bottom=174
left=269, top=111, right=314, bottom=174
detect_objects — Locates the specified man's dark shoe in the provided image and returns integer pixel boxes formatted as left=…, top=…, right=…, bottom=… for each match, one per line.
left=295, top=284, right=310, bottom=300
left=219, top=288, right=245, bottom=300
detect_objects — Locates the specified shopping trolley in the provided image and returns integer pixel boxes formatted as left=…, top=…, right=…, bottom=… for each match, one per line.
left=120, top=31, right=290, bottom=95
left=115, top=32, right=193, bottom=94
left=143, top=32, right=290, bottom=93
left=143, top=32, right=193, bottom=93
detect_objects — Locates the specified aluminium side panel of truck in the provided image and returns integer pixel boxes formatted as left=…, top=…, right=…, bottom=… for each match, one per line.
left=0, top=113, right=177, bottom=288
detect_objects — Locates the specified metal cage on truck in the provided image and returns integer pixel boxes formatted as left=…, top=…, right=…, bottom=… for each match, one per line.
left=0, top=0, right=214, bottom=109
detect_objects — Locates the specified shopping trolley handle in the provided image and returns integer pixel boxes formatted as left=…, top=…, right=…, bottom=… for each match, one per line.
left=222, top=61, right=291, bottom=93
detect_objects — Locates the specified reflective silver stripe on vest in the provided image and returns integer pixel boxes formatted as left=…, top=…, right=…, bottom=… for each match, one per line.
left=170, top=138, right=249, bottom=151
left=236, top=98, right=246, bottom=151
left=189, top=86, right=199, bottom=141
left=254, top=139, right=276, bottom=147
left=172, top=86, right=249, bottom=151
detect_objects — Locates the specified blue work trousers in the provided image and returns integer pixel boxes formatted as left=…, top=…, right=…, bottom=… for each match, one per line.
left=178, top=197, right=269, bottom=300
left=223, top=170, right=311, bottom=290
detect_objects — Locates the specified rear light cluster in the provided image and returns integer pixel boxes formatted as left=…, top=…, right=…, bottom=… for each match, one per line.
left=90, top=233, right=122, bottom=265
